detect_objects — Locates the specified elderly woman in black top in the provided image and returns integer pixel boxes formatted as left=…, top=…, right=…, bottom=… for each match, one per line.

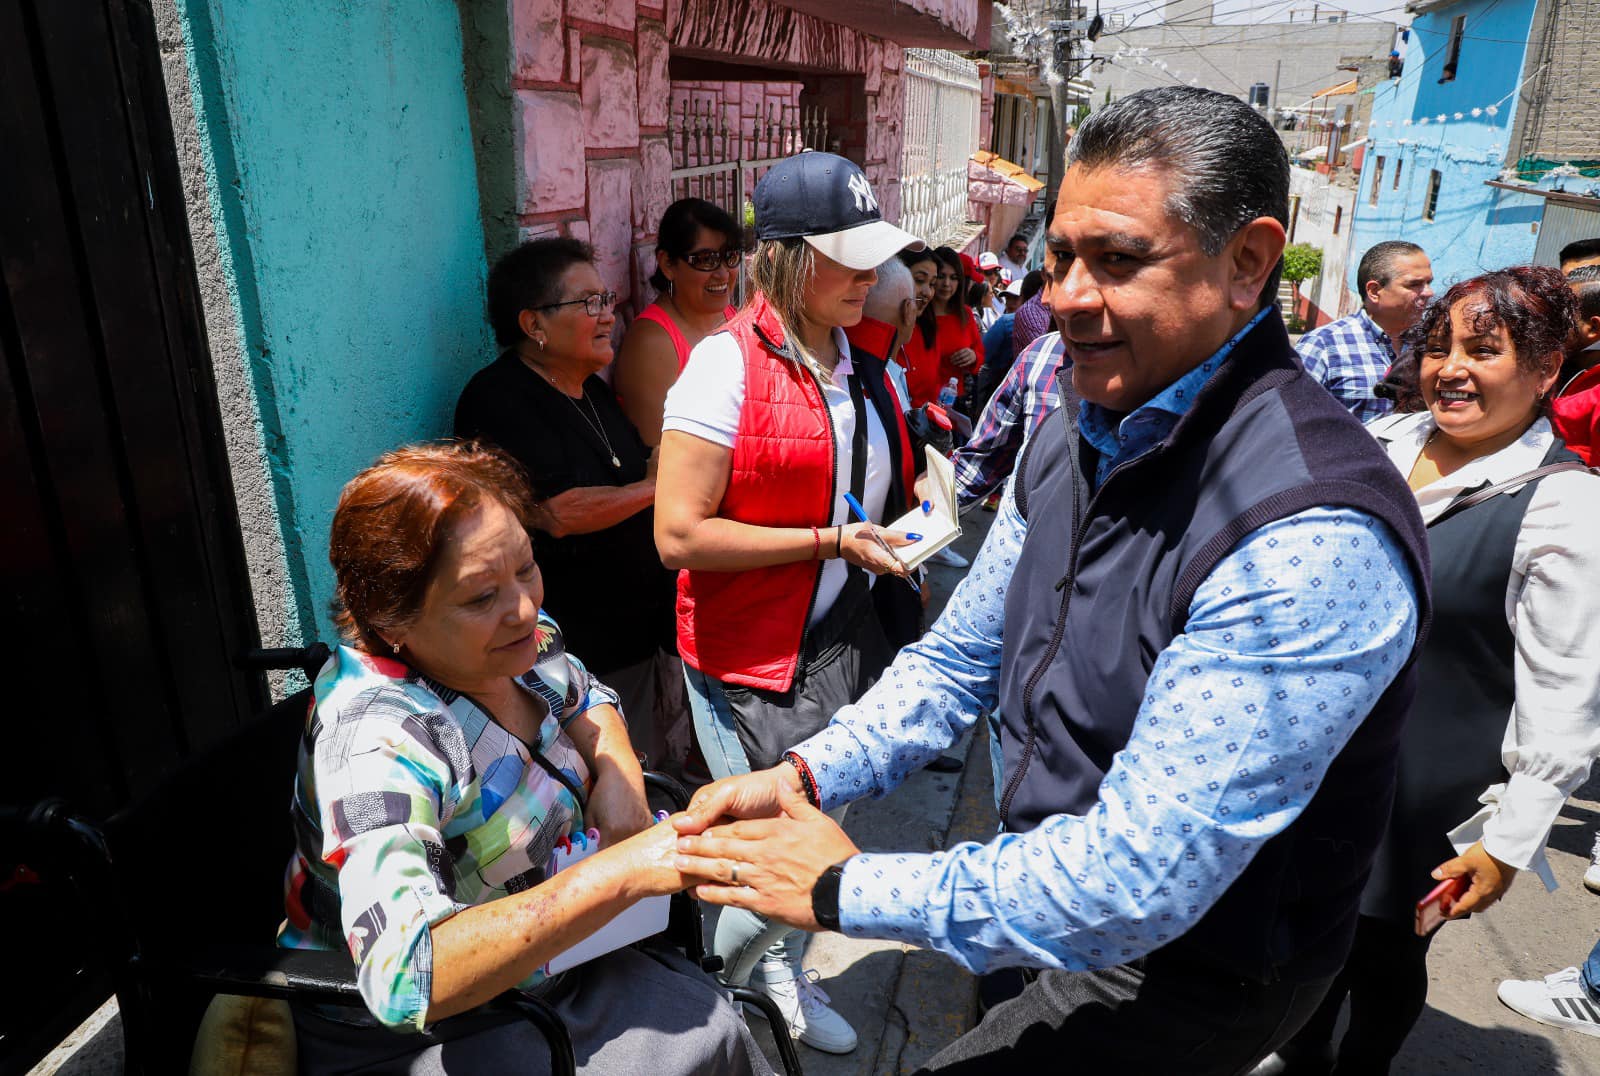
left=456, top=239, right=680, bottom=769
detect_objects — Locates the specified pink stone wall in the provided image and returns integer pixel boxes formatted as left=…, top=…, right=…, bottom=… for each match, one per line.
left=511, top=1, right=672, bottom=322
left=871, top=44, right=906, bottom=225
left=510, top=0, right=927, bottom=320
left=969, top=61, right=997, bottom=248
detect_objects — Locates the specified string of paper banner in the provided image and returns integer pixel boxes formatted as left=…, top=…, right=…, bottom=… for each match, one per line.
left=1104, top=48, right=1544, bottom=133
left=1284, top=104, right=1499, bottom=129
left=1103, top=46, right=1221, bottom=88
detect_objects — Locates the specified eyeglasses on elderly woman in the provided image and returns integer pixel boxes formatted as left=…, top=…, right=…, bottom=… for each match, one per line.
left=537, top=290, right=618, bottom=317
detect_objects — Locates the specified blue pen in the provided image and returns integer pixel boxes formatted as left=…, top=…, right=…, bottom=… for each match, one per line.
left=842, top=493, right=920, bottom=594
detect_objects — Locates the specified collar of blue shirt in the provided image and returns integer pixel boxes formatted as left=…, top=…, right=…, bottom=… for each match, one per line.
left=1355, top=307, right=1397, bottom=361
left=1078, top=306, right=1272, bottom=484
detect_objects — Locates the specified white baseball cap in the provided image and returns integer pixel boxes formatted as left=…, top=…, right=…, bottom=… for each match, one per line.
left=977, top=252, right=1002, bottom=271
left=1002, top=277, right=1024, bottom=297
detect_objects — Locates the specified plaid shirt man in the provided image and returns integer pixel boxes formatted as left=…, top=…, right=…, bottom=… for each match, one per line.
left=952, top=331, right=1076, bottom=509
left=1295, top=308, right=1397, bottom=423
left=1011, top=290, right=1054, bottom=356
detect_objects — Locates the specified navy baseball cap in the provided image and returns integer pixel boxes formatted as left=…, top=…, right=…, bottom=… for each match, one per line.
left=753, top=151, right=924, bottom=271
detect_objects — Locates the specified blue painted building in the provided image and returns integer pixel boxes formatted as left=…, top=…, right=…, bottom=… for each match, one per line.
left=1349, top=0, right=1547, bottom=291
left=166, top=0, right=496, bottom=645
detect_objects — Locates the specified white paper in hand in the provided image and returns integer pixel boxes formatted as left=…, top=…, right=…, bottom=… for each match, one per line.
left=888, top=446, right=962, bottom=570
left=542, top=828, right=670, bottom=975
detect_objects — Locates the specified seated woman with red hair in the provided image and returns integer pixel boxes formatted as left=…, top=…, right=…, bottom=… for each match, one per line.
left=279, top=442, right=770, bottom=1074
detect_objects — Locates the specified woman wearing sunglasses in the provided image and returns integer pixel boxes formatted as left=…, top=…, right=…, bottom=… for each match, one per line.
left=456, top=238, right=680, bottom=773
left=615, top=198, right=744, bottom=446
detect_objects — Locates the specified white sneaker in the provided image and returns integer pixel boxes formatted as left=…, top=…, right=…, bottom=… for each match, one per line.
left=927, top=545, right=970, bottom=569
left=754, top=960, right=858, bottom=1054
left=1584, top=832, right=1600, bottom=894
left=1498, top=967, right=1600, bottom=1038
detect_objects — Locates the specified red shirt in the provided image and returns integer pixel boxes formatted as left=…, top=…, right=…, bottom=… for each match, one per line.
left=1552, top=365, right=1600, bottom=465
left=901, top=308, right=986, bottom=408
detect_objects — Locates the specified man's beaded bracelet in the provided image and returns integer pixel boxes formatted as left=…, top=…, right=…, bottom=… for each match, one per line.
left=781, top=751, right=821, bottom=808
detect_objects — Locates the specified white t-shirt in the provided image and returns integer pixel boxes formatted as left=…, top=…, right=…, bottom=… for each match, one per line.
left=663, top=327, right=894, bottom=625
left=997, top=253, right=1028, bottom=284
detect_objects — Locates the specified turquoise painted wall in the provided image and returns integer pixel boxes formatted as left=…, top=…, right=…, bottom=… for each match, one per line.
left=1349, top=0, right=1541, bottom=292
left=177, top=0, right=493, bottom=640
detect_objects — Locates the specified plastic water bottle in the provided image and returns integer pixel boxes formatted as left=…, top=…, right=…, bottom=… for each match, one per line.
left=937, top=377, right=958, bottom=410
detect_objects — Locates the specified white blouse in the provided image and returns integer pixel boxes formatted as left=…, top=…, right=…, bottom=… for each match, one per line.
left=662, top=327, right=893, bottom=627
left=1369, top=412, right=1600, bottom=888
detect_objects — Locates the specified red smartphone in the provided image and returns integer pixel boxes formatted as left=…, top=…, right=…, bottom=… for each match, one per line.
left=1414, top=876, right=1468, bottom=936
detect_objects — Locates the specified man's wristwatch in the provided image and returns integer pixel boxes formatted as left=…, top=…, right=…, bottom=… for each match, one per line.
left=811, top=862, right=847, bottom=932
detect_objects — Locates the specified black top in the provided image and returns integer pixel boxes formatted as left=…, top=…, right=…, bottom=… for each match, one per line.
left=1361, top=436, right=1580, bottom=923
left=454, top=352, right=673, bottom=675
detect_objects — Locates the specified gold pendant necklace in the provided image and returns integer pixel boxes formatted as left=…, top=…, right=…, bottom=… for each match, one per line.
left=567, top=388, right=621, bottom=468
left=523, top=353, right=621, bottom=467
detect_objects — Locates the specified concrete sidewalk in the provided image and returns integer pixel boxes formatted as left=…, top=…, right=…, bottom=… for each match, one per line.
left=726, top=510, right=999, bottom=1076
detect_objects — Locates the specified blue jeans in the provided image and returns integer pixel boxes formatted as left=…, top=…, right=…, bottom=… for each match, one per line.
left=1583, top=937, right=1600, bottom=1001
left=682, top=662, right=806, bottom=987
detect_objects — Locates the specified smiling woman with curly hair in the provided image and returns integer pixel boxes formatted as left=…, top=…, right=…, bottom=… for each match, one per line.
left=1273, top=265, right=1600, bottom=1074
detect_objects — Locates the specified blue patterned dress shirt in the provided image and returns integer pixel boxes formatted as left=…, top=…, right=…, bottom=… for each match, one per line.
left=1295, top=308, right=1397, bottom=423
left=794, top=312, right=1420, bottom=974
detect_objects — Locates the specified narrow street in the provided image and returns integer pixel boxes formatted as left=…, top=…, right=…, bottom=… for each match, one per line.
left=8, top=0, right=1599, bottom=1070
left=1402, top=775, right=1600, bottom=1074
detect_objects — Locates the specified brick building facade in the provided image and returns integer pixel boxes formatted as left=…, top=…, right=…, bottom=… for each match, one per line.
left=1513, top=0, right=1600, bottom=166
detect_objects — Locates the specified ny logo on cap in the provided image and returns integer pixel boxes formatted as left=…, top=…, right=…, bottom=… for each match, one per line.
left=847, top=173, right=878, bottom=215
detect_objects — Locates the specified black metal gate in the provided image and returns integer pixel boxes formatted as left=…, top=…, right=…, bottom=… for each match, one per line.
left=0, top=0, right=264, bottom=1067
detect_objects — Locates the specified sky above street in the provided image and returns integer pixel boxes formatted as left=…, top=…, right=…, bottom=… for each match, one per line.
left=1099, top=0, right=1410, bottom=29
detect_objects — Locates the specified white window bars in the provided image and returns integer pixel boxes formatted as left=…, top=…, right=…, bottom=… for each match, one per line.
left=900, top=49, right=982, bottom=248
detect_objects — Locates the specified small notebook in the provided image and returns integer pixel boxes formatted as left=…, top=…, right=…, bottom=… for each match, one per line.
left=887, top=446, right=962, bottom=570
left=542, top=820, right=671, bottom=975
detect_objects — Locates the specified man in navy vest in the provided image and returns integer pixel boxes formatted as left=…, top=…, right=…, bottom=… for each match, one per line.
left=674, top=87, right=1431, bottom=1072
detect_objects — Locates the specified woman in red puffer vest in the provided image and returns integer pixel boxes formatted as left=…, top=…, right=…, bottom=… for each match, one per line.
left=654, top=152, right=923, bottom=1055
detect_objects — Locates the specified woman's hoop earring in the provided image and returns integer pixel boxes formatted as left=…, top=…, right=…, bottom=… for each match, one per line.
left=392, top=641, right=401, bottom=655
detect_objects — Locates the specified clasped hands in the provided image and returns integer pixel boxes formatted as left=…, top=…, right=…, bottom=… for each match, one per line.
left=665, top=764, right=860, bottom=932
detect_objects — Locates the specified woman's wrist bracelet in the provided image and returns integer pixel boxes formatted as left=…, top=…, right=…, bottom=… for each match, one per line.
left=810, top=525, right=821, bottom=561
left=835, top=525, right=843, bottom=559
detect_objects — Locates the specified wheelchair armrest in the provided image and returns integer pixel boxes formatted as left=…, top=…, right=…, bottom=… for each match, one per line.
left=642, top=770, right=689, bottom=812
left=167, top=945, right=365, bottom=1007
left=495, top=991, right=576, bottom=1075
left=171, top=946, right=578, bottom=1076
left=727, top=985, right=806, bottom=1076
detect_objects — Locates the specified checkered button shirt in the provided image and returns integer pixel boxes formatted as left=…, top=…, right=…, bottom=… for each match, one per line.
left=951, top=333, right=1068, bottom=509
left=1295, top=309, right=1397, bottom=423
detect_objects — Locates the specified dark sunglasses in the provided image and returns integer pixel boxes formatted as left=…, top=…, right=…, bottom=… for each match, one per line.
left=538, top=291, right=617, bottom=317
left=678, top=248, right=743, bottom=272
